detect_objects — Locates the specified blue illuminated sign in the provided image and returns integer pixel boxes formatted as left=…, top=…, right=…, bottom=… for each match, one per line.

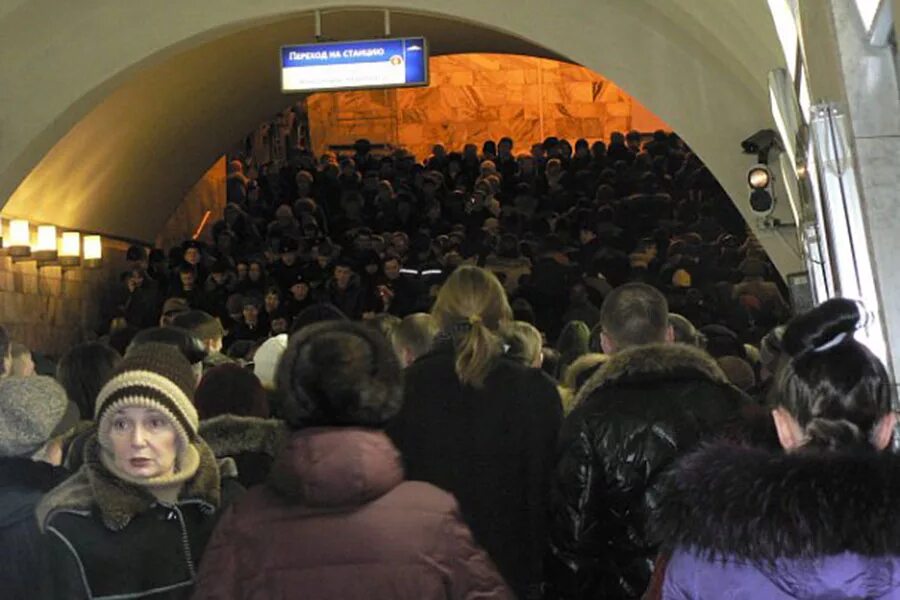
left=281, top=37, right=429, bottom=93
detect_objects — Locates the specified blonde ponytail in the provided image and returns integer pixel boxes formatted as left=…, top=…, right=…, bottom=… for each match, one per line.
left=431, top=266, right=513, bottom=389
left=455, top=318, right=502, bottom=388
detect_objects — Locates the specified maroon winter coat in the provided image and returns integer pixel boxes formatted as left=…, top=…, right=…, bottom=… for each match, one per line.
left=192, top=428, right=513, bottom=600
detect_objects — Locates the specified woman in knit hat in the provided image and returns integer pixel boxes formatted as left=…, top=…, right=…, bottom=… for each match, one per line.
left=38, top=342, right=242, bottom=599
left=193, top=321, right=512, bottom=599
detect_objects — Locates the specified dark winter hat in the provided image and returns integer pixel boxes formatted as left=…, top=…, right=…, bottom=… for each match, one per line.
left=161, top=297, right=191, bottom=317
left=277, top=321, right=403, bottom=429
left=195, top=363, right=269, bottom=420
left=290, top=303, right=348, bottom=334
left=0, top=376, right=80, bottom=457
left=126, top=245, right=148, bottom=262
left=129, top=326, right=208, bottom=365
left=172, top=310, right=225, bottom=341
left=700, top=324, right=746, bottom=359
left=95, top=343, right=201, bottom=488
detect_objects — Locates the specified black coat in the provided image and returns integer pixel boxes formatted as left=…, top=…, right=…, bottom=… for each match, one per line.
left=0, top=458, right=69, bottom=600
left=387, top=342, right=563, bottom=599
left=38, top=435, right=242, bottom=599
left=546, top=343, right=751, bottom=599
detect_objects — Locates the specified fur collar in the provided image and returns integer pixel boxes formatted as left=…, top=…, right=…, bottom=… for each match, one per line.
left=38, top=434, right=223, bottom=532
left=575, top=343, right=727, bottom=405
left=200, top=415, right=289, bottom=459
left=651, top=442, right=900, bottom=560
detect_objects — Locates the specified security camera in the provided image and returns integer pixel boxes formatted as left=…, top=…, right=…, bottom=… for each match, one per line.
left=741, top=129, right=781, bottom=162
left=747, top=164, right=775, bottom=216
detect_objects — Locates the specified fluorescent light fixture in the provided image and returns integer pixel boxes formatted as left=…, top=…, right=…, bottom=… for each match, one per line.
left=766, top=0, right=799, bottom=78
left=83, top=235, right=102, bottom=267
left=809, top=102, right=888, bottom=363
left=59, top=231, right=81, bottom=266
left=34, top=225, right=58, bottom=261
left=7, top=219, right=31, bottom=257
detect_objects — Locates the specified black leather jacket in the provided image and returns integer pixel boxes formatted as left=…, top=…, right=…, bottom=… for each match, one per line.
left=546, top=343, right=750, bottom=599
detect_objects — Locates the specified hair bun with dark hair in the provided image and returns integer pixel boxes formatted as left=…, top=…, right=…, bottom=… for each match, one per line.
left=781, top=298, right=861, bottom=360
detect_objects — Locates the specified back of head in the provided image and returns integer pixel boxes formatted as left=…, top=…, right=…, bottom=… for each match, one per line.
left=776, top=298, right=893, bottom=450
left=600, top=283, right=669, bottom=351
left=366, top=313, right=402, bottom=342
left=716, top=356, right=756, bottom=392
left=290, top=303, right=348, bottom=334
left=391, top=313, right=439, bottom=363
left=195, top=363, right=269, bottom=420
left=669, top=313, right=701, bottom=347
left=502, top=321, right=543, bottom=368
left=277, top=321, right=402, bottom=428
left=171, top=310, right=225, bottom=342
left=129, top=326, right=208, bottom=365
left=556, top=321, right=591, bottom=366
left=431, top=266, right=513, bottom=387
left=56, top=342, right=122, bottom=420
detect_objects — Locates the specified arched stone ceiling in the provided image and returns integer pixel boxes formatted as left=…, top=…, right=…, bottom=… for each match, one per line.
left=0, top=1, right=801, bottom=273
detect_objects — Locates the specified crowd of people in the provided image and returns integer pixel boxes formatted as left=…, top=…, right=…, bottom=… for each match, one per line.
left=0, top=133, right=893, bottom=600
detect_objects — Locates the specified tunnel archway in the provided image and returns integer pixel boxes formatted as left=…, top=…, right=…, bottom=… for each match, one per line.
left=0, top=2, right=800, bottom=273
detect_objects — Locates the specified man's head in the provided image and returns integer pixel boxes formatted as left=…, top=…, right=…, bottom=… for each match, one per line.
left=171, top=310, right=225, bottom=355
left=333, top=262, right=354, bottom=290
left=126, top=245, right=149, bottom=271
left=290, top=278, right=310, bottom=301
left=599, top=283, right=673, bottom=354
left=183, top=242, right=202, bottom=266
left=391, top=313, right=439, bottom=368
left=160, top=297, right=190, bottom=327
left=178, top=263, right=196, bottom=288
left=383, top=256, right=402, bottom=281
left=242, top=296, right=261, bottom=324
left=9, top=342, right=34, bottom=377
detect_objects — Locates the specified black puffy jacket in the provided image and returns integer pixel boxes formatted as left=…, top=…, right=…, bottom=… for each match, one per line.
left=546, top=343, right=751, bottom=599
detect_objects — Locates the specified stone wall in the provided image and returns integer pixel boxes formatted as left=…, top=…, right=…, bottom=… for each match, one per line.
left=0, top=240, right=127, bottom=357
left=156, top=155, right=227, bottom=251
left=307, top=54, right=670, bottom=160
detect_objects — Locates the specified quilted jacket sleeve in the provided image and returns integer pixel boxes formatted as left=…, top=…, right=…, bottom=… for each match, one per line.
left=437, top=510, right=516, bottom=600
left=191, top=504, right=244, bottom=600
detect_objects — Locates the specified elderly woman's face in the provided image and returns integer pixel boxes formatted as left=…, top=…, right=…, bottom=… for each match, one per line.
left=109, top=407, right=177, bottom=480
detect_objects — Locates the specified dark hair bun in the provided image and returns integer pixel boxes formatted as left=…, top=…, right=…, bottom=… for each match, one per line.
left=782, top=298, right=861, bottom=359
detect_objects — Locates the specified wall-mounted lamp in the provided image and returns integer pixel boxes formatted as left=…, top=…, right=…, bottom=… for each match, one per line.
left=7, top=220, right=31, bottom=258
left=59, top=231, right=81, bottom=267
left=83, top=235, right=102, bottom=268
left=33, top=225, right=58, bottom=262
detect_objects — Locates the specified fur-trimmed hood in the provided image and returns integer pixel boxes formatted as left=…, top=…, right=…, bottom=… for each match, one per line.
left=199, top=414, right=289, bottom=459
left=37, top=434, right=227, bottom=532
left=575, top=343, right=728, bottom=406
left=652, top=442, right=900, bottom=560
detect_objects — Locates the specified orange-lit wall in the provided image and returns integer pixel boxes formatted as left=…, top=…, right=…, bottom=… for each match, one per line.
left=308, top=54, right=670, bottom=160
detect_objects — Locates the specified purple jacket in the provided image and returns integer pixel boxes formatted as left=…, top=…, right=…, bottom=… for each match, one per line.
left=193, top=427, right=512, bottom=600
left=652, top=442, right=900, bottom=599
